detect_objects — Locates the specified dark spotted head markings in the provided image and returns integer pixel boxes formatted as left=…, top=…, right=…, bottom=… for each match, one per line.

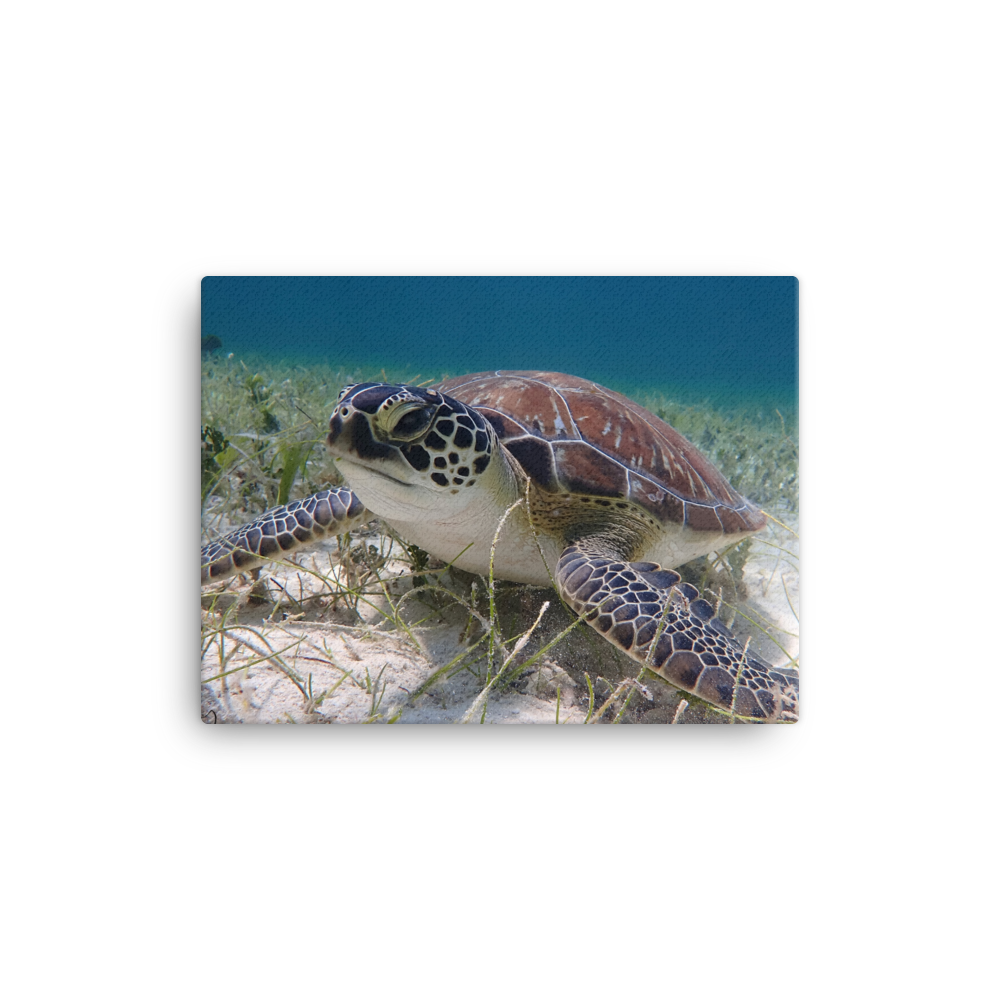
left=328, top=384, right=495, bottom=491
left=388, top=393, right=494, bottom=489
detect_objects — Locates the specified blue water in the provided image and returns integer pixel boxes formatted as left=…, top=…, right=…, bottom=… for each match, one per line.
left=201, top=277, right=797, bottom=413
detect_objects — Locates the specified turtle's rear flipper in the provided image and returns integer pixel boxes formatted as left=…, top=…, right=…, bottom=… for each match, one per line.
left=556, top=543, right=798, bottom=721
left=201, top=488, right=371, bottom=585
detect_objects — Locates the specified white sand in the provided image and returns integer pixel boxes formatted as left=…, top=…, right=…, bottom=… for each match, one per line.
left=201, top=519, right=798, bottom=725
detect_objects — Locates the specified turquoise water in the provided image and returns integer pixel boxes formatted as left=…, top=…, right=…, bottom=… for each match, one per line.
left=201, top=277, right=797, bottom=415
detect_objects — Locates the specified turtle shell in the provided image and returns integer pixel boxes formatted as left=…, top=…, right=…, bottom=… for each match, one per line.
left=437, top=371, right=765, bottom=535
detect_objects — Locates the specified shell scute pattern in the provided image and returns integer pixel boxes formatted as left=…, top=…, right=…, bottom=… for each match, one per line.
left=439, top=370, right=765, bottom=532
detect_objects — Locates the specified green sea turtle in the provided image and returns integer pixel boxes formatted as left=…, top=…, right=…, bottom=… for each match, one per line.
left=202, top=371, right=798, bottom=721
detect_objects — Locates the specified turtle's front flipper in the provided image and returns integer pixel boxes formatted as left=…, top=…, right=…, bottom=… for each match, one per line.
left=556, top=543, right=798, bottom=721
left=201, top=488, right=371, bottom=585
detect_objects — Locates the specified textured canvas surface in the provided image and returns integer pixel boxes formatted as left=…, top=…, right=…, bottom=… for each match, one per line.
left=201, top=275, right=800, bottom=725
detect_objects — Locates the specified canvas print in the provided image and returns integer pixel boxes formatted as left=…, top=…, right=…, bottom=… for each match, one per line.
left=201, top=277, right=799, bottom=724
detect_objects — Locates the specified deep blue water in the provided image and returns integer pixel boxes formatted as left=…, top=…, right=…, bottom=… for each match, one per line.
left=201, top=277, right=797, bottom=412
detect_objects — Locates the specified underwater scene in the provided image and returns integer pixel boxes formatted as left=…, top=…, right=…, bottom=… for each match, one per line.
left=201, top=277, right=799, bottom=724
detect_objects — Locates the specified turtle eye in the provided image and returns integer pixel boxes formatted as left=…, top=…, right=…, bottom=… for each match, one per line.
left=387, top=404, right=433, bottom=441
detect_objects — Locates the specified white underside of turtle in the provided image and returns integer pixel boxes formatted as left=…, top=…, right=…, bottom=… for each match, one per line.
left=202, top=371, right=798, bottom=722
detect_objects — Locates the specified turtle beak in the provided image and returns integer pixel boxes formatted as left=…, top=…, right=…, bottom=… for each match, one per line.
left=327, top=403, right=398, bottom=464
left=327, top=407, right=349, bottom=449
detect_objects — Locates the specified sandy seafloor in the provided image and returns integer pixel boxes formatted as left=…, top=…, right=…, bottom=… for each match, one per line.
left=200, top=516, right=799, bottom=726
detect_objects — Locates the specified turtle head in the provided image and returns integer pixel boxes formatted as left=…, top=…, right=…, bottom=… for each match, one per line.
left=327, top=383, right=496, bottom=518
